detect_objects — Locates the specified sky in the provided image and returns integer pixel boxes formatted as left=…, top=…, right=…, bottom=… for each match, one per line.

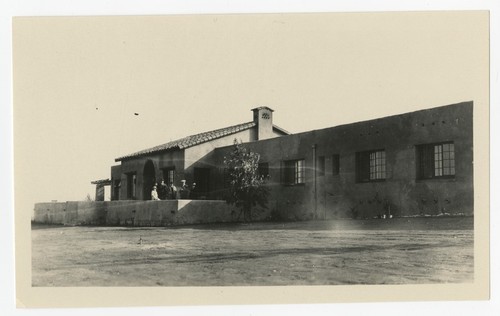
left=13, top=11, right=488, bottom=216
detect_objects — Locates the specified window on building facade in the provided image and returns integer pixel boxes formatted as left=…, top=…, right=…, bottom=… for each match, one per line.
left=356, top=150, right=386, bottom=182
left=112, top=179, right=121, bottom=201
left=317, top=156, right=325, bottom=176
left=222, top=167, right=230, bottom=188
left=283, top=159, right=305, bottom=185
left=162, top=167, right=175, bottom=184
left=416, top=142, right=455, bottom=179
left=126, top=173, right=136, bottom=199
left=332, top=154, right=340, bottom=176
left=258, top=162, right=269, bottom=179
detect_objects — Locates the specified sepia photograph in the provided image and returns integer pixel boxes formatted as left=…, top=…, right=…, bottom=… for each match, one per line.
left=10, top=7, right=491, bottom=310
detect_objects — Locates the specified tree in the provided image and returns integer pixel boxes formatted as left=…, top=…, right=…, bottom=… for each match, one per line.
left=224, top=140, right=269, bottom=221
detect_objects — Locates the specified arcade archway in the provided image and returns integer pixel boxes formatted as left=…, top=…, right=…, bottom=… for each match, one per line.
left=143, top=160, right=156, bottom=200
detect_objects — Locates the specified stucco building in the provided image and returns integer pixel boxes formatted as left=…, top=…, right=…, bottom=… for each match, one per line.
left=107, top=101, right=473, bottom=220
left=110, top=106, right=289, bottom=201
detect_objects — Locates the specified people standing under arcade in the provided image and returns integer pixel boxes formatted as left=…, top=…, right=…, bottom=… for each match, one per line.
left=151, top=185, right=160, bottom=200
left=158, top=179, right=168, bottom=200
left=190, top=182, right=198, bottom=200
left=168, top=181, right=178, bottom=200
left=179, top=180, right=190, bottom=199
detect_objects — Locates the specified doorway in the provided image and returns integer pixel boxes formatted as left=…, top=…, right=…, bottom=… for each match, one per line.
left=194, top=167, right=210, bottom=199
left=143, top=160, right=156, bottom=200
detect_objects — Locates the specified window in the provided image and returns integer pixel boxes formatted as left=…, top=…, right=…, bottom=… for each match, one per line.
left=416, top=142, right=455, bottom=179
left=126, top=173, right=136, bottom=199
left=356, top=150, right=386, bottom=182
left=162, top=167, right=175, bottom=185
left=332, top=154, right=340, bottom=176
left=258, top=162, right=269, bottom=179
left=112, top=179, right=121, bottom=201
left=317, top=156, right=325, bottom=176
left=222, top=167, right=230, bottom=188
left=283, top=159, right=305, bottom=185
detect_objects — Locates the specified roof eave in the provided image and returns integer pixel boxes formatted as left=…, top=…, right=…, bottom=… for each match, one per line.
left=273, top=125, right=291, bottom=135
left=115, top=146, right=182, bottom=162
left=114, top=121, right=257, bottom=162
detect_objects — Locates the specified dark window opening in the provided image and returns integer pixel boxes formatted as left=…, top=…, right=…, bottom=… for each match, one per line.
left=356, top=150, right=386, bottom=182
left=332, top=154, right=340, bottom=176
left=162, top=167, right=175, bottom=185
left=416, top=142, right=455, bottom=179
left=223, top=167, right=230, bottom=189
left=258, top=162, right=269, bottom=179
left=317, top=156, right=325, bottom=176
left=112, top=179, right=121, bottom=201
left=283, top=159, right=305, bottom=185
left=126, top=173, right=137, bottom=199
left=194, top=167, right=210, bottom=199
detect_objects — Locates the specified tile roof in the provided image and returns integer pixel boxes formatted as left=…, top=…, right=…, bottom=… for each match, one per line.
left=115, top=121, right=257, bottom=161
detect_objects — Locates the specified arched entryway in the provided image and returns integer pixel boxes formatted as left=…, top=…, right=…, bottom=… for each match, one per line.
left=143, top=160, right=156, bottom=200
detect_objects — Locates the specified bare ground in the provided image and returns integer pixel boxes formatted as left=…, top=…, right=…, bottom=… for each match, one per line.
left=31, top=217, right=473, bottom=286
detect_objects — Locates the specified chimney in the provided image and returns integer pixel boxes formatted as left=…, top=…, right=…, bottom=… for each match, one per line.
left=252, top=106, right=274, bottom=140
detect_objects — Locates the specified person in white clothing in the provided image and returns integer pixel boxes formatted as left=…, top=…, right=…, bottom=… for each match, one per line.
left=151, top=185, right=160, bottom=200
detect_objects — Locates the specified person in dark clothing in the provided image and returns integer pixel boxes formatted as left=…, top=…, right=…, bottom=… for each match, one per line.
left=168, top=181, right=178, bottom=200
left=179, top=180, right=190, bottom=199
left=158, top=179, right=168, bottom=200
left=190, top=182, right=198, bottom=200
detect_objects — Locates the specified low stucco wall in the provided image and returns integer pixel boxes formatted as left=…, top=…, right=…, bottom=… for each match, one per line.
left=33, top=200, right=270, bottom=226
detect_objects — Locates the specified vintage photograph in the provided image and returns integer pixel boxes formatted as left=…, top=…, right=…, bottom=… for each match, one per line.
left=13, top=11, right=489, bottom=305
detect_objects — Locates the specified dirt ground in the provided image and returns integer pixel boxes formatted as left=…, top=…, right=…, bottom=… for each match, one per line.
left=31, top=217, right=473, bottom=286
